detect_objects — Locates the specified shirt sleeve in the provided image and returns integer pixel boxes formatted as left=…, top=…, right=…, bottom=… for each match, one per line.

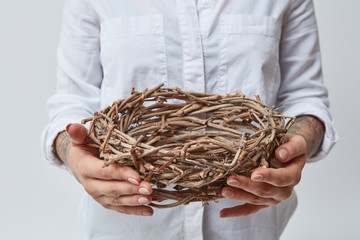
left=40, top=0, right=102, bottom=169
left=275, top=0, right=338, bottom=162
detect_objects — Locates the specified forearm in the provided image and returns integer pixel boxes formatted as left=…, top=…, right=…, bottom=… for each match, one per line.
left=55, top=131, right=71, bottom=165
left=287, top=115, right=325, bottom=157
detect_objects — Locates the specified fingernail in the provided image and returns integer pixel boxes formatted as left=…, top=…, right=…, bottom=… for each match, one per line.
left=138, top=188, right=151, bottom=195
left=138, top=197, right=150, bottom=205
left=222, top=190, right=235, bottom=198
left=127, top=177, right=140, bottom=185
left=251, top=174, right=263, bottom=182
left=227, top=179, right=240, bottom=187
left=142, top=211, right=153, bottom=216
left=279, top=149, right=288, bottom=161
left=66, top=124, right=72, bottom=133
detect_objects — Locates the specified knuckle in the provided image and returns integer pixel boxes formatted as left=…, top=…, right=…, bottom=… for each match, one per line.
left=121, top=184, right=136, bottom=194
left=104, top=186, right=121, bottom=197
left=113, top=165, right=128, bottom=175
left=278, top=188, right=292, bottom=200
left=240, top=179, right=250, bottom=189
left=296, top=135, right=307, bottom=145
left=277, top=178, right=286, bottom=187
left=283, top=189, right=293, bottom=200
left=111, top=197, right=124, bottom=206
left=250, top=195, right=262, bottom=205
left=294, top=136, right=307, bottom=153
left=276, top=172, right=289, bottom=186
left=257, top=187, right=272, bottom=197
left=101, top=167, right=113, bottom=179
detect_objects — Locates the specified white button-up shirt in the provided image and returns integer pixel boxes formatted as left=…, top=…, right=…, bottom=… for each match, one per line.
left=41, top=0, right=338, bottom=239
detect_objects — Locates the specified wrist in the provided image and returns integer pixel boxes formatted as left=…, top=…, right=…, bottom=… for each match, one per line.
left=55, top=131, right=72, bottom=166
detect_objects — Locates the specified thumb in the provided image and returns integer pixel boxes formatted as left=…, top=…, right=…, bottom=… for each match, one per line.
left=275, top=134, right=307, bottom=163
left=66, top=123, right=87, bottom=145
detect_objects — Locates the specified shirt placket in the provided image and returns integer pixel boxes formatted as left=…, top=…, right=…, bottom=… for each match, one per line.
left=176, top=1, right=205, bottom=240
left=176, top=0, right=206, bottom=93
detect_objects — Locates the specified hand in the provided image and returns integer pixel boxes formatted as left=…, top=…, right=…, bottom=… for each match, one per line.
left=220, top=134, right=307, bottom=218
left=57, top=123, right=154, bottom=216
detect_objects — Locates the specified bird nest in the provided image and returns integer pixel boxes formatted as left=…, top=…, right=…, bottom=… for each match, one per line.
left=82, top=83, right=295, bottom=208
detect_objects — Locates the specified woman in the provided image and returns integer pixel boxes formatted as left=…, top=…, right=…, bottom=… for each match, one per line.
left=42, top=0, right=337, bottom=239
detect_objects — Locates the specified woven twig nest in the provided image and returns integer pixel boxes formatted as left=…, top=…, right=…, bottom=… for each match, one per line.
left=82, top=83, right=295, bottom=208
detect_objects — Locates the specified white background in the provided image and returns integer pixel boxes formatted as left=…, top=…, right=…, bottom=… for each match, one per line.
left=0, top=0, right=359, bottom=239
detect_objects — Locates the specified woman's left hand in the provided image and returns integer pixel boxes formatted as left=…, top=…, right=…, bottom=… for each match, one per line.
left=220, top=134, right=307, bottom=217
left=220, top=115, right=325, bottom=218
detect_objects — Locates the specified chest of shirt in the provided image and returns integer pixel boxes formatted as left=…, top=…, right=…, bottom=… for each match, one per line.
left=91, top=0, right=290, bottom=107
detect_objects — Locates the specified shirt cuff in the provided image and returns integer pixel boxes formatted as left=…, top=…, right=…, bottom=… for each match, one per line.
left=41, top=117, right=82, bottom=173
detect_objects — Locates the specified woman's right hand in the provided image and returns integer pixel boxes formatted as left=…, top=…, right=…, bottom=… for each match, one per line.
left=55, top=123, right=154, bottom=216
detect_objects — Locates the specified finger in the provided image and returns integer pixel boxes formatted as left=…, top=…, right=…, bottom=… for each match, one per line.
left=222, top=186, right=280, bottom=206
left=95, top=194, right=152, bottom=207
left=226, top=176, right=292, bottom=200
left=83, top=179, right=152, bottom=197
left=220, top=203, right=268, bottom=218
left=66, top=123, right=87, bottom=145
left=79, top=156, right=142, bottom=184
left=250, top=155, right=305, bottom=187
left=102, top=204, right=154, bottom=216
left=275, top=134, right=307, bottom=163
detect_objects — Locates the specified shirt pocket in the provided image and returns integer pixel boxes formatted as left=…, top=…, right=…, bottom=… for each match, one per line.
left=219, top=15, right=281, bottom=105
left=100, top=15, right=168, bottom=106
